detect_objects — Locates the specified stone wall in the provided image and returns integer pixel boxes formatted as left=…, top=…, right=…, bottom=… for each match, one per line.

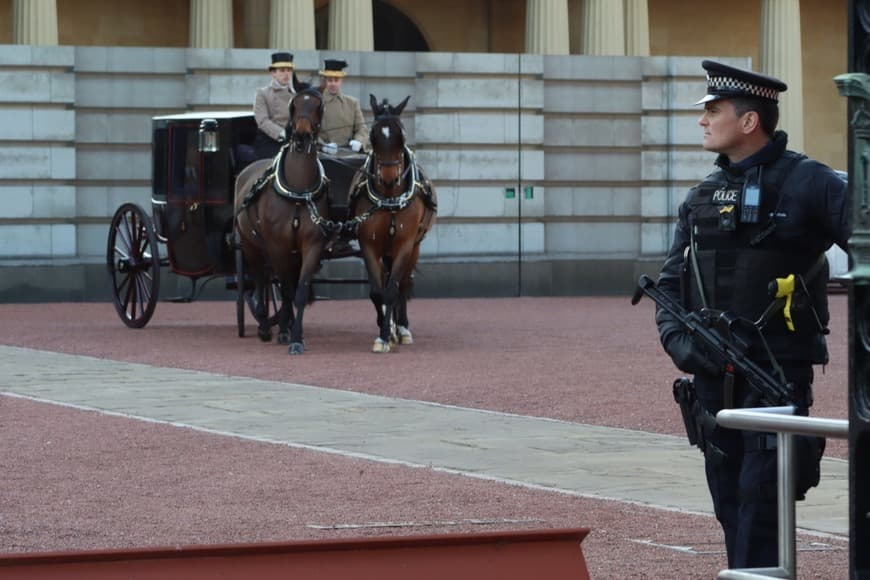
left=0, top=46, right=737, bottom=300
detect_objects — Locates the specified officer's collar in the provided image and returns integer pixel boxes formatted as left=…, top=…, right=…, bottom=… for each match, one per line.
left=270, top=78, right=292, bottom=91
left=716, top=130, right=788, bottom=175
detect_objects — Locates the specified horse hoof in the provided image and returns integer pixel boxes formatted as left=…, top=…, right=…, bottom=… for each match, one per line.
left=289, top=342, right=305, bottom=355
left=372, top=338, right=391, bottom=353
left=398, top=326, right=413, bottom=345
left=258, top=329, right=273, bottom=342
left=277, top=332, right=291, bottom=345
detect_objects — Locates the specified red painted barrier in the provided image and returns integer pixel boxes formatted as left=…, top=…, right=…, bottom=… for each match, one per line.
left=0, top=528, right=590, bottom=579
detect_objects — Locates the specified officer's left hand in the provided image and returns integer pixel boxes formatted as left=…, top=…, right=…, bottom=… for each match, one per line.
left=278, top=129, right=286, bottom=143
left=664, top=332, right=720, bottom=376
left=349, top=139, right=362, bottom=152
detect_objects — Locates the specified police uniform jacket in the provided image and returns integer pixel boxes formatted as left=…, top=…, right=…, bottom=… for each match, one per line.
left=319, top=92, right=369, bottom=148
left=254, top=81, right=293, bottom=141
left=657, top=131, right=849, bottom=365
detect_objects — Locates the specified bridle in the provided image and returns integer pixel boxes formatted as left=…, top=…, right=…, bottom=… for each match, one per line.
left=288, top=88, right=324, bottom=154
left=371, top=116, right=411, bottom=189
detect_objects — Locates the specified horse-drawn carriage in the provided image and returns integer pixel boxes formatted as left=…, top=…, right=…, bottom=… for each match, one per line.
left=107, top=81, right=436, bottom=353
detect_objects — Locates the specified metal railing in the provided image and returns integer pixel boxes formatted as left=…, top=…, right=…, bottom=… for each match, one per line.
left=714, top=406, right=848, bottom=580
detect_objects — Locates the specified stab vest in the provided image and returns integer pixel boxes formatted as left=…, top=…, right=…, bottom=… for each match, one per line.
left=682, top=151, right=830, bottom=364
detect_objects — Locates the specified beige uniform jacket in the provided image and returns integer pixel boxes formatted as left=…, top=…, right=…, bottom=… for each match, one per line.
left=254, top=82, right=293, bottom=141
left=319, top=92, right=369, bottom=148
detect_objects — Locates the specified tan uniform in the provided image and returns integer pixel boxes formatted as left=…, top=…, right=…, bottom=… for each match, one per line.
left=254, top=81, right=293, bottom=141
left=319, top=92, right=369, bottom=148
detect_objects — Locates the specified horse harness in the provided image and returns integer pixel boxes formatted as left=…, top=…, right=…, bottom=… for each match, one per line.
left=238, top=145, right=436, bottom=247
left=238, top=144, right=342, bottom=242
left=345, top=146, right=437, bottom=245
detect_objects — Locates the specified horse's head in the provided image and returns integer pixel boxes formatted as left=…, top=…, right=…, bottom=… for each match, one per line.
left=287, top=74, right=324, bottom=152
left=369, top=94, right=410, bottom=191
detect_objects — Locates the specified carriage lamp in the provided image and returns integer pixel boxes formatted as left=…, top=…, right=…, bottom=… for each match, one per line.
left=198, top=118, right=219, bottom=153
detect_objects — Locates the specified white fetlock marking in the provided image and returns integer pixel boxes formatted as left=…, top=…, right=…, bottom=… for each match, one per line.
left=389, top=319, right=398, bottom=345
left=372, top=337, right=391, bottom=353
left=398, top=325, right=413, bottom=345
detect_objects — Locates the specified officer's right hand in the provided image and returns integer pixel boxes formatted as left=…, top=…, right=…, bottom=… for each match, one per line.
left=664, top=332, right=720, bottom=376
left=322, top=142, right=338, bottom=155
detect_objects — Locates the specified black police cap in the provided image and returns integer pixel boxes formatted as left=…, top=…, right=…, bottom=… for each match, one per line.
left=696, top=60, right=787, bottom=105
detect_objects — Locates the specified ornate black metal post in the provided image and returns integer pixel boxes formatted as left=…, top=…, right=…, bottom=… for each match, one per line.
left=837, top=2, right=870, bottom=576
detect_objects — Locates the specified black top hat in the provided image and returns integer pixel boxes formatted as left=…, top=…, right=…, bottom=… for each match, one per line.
left=696, top=60, right=787, bottom=105
left=319, top=59, right=348, bottom=77
left=269, top=52, right=294, bottom=70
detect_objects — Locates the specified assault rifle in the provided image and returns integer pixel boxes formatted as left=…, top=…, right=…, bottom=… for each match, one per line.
left=632, top=274, right=796, bottom=406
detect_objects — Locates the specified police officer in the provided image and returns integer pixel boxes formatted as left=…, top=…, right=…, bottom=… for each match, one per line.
left=318, top=59, right=369, bottom=153
left=252, top=52, right=295, bottom=160
left=655, top=60, right=849, bottom=569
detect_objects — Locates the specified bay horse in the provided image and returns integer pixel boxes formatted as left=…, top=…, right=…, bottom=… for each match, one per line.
left=348, top=95, right=437, bottom=353
left=234, top=76, right=330, bottom=354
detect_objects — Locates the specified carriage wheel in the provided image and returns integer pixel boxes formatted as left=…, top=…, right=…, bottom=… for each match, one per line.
left=234, top=228, right=246, bottom=338
left=107, top=203, right=161, bottom=328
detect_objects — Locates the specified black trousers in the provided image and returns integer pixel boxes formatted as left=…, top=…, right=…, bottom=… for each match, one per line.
left=694, top=363, right=814, bottom=569
left=253, top=130, right=281, bottom=160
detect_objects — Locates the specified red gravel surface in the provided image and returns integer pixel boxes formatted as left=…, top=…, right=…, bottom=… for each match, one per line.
left=0, top=295, right=850, bottom=578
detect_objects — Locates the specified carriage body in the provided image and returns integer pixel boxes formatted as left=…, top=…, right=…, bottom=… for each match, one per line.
left=108, top=111, right=257, bottom=329
left=151, top=111, right=257, bottom=277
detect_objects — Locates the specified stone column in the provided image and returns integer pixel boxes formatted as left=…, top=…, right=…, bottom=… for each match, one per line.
left=243, top=0, right=269, bottom=49
left=13, top=0, right=58, bottom=45
left=525, top=0, right=569, bottom=55
left=760, top=0, right=804, bottom=151
left=582, top=0, right=624, bottom=55
left=271, top=0, right=316, bottom=50
left=190, top=0, right=234, bottom=48
left=328, top=0, right=374, bottom=51
left=624, top=0, right=649, bottom=56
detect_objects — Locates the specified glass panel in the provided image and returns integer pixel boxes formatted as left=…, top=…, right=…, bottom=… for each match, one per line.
left=152, top=127, right=168, bottom=201
left=169, top=125, right=202, bottom=202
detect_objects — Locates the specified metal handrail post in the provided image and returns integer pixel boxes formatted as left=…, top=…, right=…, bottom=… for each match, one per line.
left=717, top=430, right=797, bottom=580
left=714, top=405, right=852, bottom=580
left=777, top=430, right=796, bottom=576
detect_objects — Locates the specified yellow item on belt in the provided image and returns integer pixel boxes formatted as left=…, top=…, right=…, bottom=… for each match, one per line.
left=775, top=274, right=795, bottom=331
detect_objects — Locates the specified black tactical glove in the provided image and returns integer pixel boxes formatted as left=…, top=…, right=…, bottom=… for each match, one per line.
left=657, top=307, right=720, bottom=376
left=663, top=332, right=720, bottom=376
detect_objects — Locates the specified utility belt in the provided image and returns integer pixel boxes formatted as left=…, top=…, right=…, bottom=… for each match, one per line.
left=673, top=377, right=825, bottom=500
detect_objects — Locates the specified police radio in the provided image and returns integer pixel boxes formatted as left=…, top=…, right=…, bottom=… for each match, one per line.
left=741, top=167, right=762, bottom=224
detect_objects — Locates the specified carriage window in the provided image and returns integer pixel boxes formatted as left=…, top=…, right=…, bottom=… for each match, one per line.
left=152, top=127, right=168, bottom=201
left=169, top=126, right=202, bottom=202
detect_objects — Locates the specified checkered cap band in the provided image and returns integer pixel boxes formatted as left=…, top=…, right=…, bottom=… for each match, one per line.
left=707, top=75, right=780, bottom=101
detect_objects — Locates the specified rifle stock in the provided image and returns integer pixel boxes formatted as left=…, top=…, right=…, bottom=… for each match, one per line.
left=634, top=274, right=795, bottom=406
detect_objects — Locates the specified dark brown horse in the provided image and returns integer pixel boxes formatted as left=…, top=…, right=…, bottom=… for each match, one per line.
left=234, top=77, right=330, bottom=354
left=349, top=95, right=437, bottom=353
